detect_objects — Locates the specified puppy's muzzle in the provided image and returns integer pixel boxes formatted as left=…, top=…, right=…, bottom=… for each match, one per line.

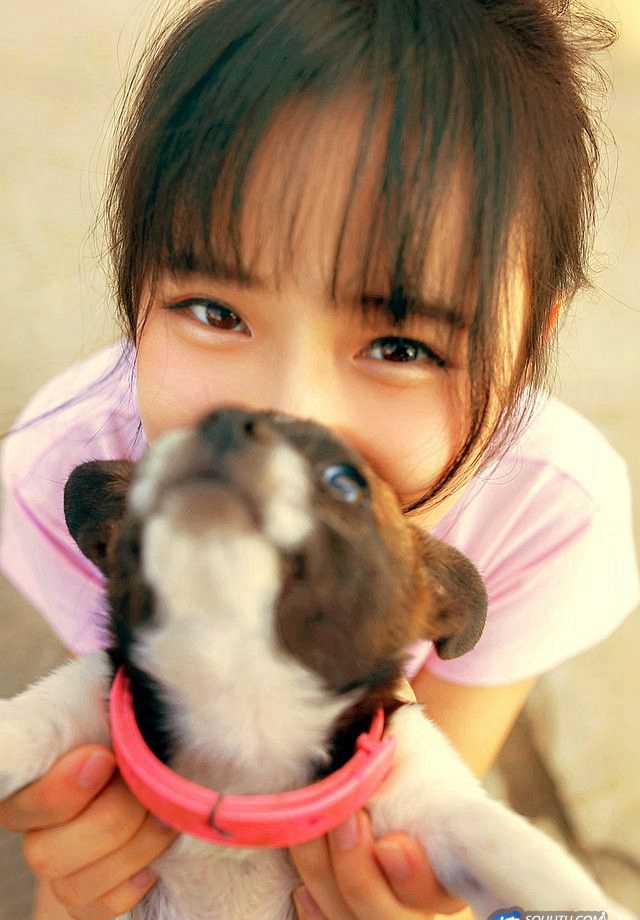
left=128, top=408, right=308, bottom=545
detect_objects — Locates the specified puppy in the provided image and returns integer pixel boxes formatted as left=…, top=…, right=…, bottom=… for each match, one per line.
left=0, top=408, right=634, bottom=920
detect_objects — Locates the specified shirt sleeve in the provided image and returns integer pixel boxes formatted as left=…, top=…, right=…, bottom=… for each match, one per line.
left=0, top=415, right=112, bottom=657
left=423, top=458, right=640, bottom=686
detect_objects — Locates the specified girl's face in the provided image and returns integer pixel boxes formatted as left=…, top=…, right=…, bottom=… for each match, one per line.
left=135, top=96, right=527, bottom=529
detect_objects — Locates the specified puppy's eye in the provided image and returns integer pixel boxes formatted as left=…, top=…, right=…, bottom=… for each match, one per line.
left=287, top=553, right=306, bottom=579
left=322, top=464, right=368, bottom=503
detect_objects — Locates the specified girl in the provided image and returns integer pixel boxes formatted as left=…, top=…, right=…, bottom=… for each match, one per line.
left=1, top=1, right=638, bottom=919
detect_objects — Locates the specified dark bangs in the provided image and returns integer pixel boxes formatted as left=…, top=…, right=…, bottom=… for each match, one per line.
left=97, top=0, right=616, bottom=515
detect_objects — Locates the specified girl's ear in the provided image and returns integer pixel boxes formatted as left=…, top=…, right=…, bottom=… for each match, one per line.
left=63, top=460, right=134, bottom=576
left=413, top=529, right=488, bottom=660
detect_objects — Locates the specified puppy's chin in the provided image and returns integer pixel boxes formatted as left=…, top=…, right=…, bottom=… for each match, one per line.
left=154, top=478, right=262, bottom=534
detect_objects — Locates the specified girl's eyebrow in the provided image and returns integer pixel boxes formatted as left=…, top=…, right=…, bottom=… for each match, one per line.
left=165, top=260, right=468, bottom=332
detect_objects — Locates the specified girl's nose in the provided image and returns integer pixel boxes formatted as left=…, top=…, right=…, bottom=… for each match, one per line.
left=262, top=386, right=349, bottom=448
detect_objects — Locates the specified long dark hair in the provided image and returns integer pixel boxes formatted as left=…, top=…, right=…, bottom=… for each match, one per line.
left=3, top=0, right=617, bottom=516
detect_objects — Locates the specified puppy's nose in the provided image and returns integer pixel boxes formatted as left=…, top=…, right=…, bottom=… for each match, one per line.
left=198, top=408, right=273, bottom=457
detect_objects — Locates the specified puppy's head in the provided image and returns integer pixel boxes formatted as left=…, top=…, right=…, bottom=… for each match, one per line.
left=64, top=408, right=487, bottom=705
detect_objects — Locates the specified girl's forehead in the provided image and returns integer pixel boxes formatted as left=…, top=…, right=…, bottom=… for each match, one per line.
left=206, top=92, right=474, bottom=305
left=152, top=88, right=528, bottom=365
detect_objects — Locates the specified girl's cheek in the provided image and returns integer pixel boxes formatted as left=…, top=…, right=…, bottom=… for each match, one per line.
left=136, top=306, right=468, bottom=520
left=134, top=318, right=223, bottom=440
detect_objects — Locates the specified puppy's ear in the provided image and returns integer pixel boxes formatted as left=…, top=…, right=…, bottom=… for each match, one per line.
left=415, top=530, right=488, bottom=659
left=63, top=460, right=134, bottom=577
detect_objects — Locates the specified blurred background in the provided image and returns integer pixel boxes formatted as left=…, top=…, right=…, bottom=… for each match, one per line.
left=1, top=1, right=638, bottom=916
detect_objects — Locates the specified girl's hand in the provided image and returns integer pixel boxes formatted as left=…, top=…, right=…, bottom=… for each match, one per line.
left=0, top=743, right=178, bottom=919
left=291, top=809, right=468, bottom=919
left=290, top=677, right=469, bottom=919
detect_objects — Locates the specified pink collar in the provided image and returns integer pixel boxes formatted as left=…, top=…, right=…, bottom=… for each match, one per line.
left=109, top=667, right=397, bottom=847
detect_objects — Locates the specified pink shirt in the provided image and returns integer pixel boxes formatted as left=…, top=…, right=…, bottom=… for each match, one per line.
left=1, top=341, right=638, bottom=685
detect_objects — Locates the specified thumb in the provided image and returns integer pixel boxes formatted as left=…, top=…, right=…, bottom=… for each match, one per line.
left=373, top=832, right=469, bottom=915
left=0, top=745, right=116, bottom=832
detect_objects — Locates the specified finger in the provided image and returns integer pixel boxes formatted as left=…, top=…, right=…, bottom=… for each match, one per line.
left=289, top=833, right=356, bottom=920
left=23, top=772, right=148, bottom=879
left=50, top=811, right=178, bottom=911
left=293, top=885, right=329, bottom=919
left=0, top=745, right=115, bottom=833
left=373, top=832, right=468, bottom=914
left=60, top=866, right=159, bottom=920
left=327, top=810, right=414, bottom=919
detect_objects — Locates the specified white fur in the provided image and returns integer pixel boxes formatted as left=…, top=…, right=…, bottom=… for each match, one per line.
left=0, top=652, right=112, bottom=800
left=368, top=706, right=636, bottom=920
left=136, top=462, right=349, bottom=792
left=1, top=431, right=635, bottom=919
left=260, top=443, right=314, bottom=550
left=1, top=664, right=635, bottom=920
left=128, top=428, right=193, bottom=516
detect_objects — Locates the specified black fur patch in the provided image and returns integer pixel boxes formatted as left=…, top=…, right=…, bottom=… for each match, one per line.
left=107, top=646, right=176, bottom=766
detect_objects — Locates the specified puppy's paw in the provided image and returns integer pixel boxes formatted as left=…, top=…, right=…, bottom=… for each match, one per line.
left=0, top=772, right=16, bottom=801
left=0, top=702, right=51, bottom=799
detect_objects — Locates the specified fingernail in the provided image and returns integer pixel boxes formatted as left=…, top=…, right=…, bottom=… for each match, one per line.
left=75, top=752, right=115, bottom=789
left=374, top=840, right=414, bottom=881
left=130, top=868, right=157, bottom=889
left=332, top=812, right=360, bottom=850
left=295, top=886, right=323, bottom=919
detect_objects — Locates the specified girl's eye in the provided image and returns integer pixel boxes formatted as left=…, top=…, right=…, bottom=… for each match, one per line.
left=364, top=336, right=447, bottom=369
left=165, top=298, right=249, bottom=334
left=164, top=297, right=448, bottom=369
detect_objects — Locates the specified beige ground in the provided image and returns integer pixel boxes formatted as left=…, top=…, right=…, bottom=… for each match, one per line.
left=1, top=1, right=639, bottom=916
